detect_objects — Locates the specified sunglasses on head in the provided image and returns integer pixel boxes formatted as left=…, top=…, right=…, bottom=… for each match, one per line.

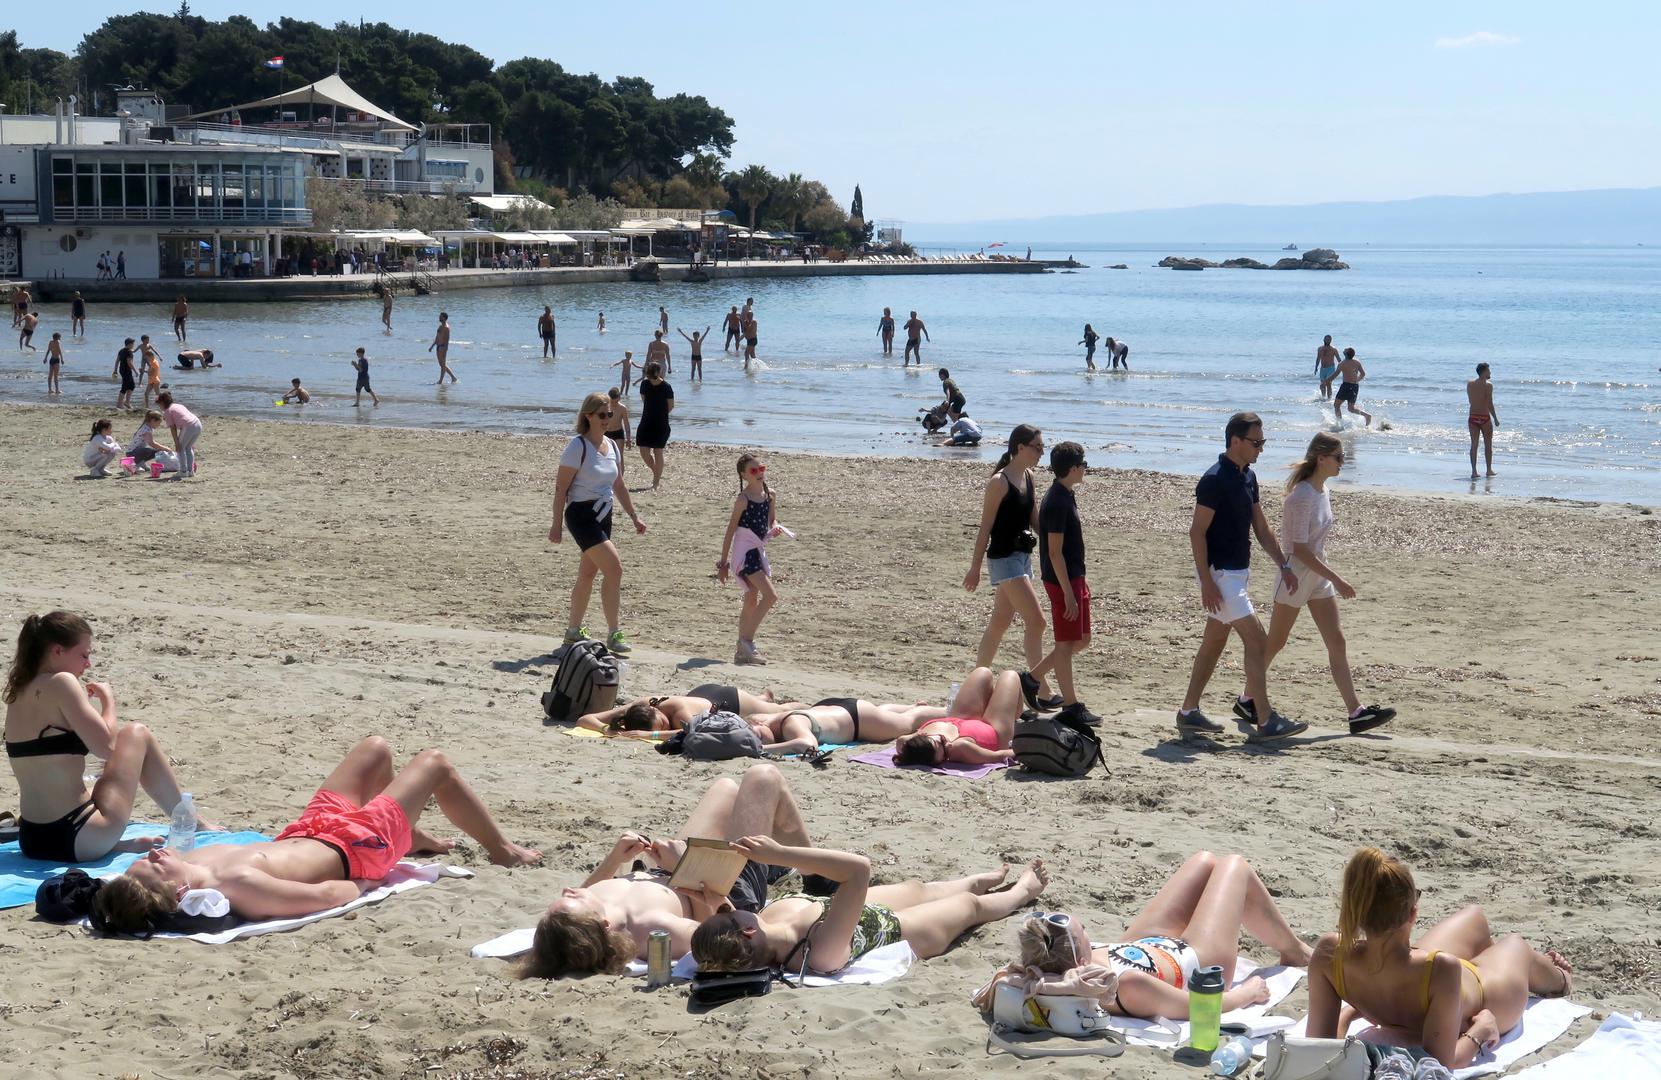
left=1033, top=911, right=1079, bottom=964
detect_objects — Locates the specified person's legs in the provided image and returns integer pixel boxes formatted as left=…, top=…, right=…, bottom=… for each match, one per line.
left=743, top=575, right=777, bottom=641
left=974, top=587, right=1017, bottom=669
left=1007, top=578, right=1055, bottom=696
left=896, top=858, right=1048, bottom=960
left=1051, top=640, right=1079, bottom=704
left=1177, top=854, right=1309, bottom=979
left=1234, top=615, right=1274, bottom=721
left=568, top=550, right=600, bottom=629
left=1469, top=935, right=1537, bottom=1034
left=859, top=702, right=949, bottom=739
left=175, top=424, right=200, bottom=477
left=381, top=749, right=540, bottom=866
left=1243, top=602, right=1300, bottom=704
left=585, top=541, right=624, bottom=633
left=1180, top=618, right=1233, bottom=711
left=1416, top=905, right=1495, bottom=958
left=948, top=666, right=996, bottom=716
left=1306, top=598, right=1362, bottom=714
left=76, top=723, right=171, bottom=856
left=869, top=865, right=1011, bottom=908
left=1482, top=425, right=1496, bottom=475
left=1469, top=426, right=1482, bottom=478
left=674, top=776, right=739, bottom=840
left=1124, top=851, right=1220, bottom=939
left=314, top=735, right=397, bottom=803
left=725, top=763, right=810, bottom=846
left=980, top=669, right=1026, bottom=744
left=738, top=587, right=761, bottom=643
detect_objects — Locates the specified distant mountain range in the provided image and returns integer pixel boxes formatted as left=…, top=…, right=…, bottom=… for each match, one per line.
left=909, top=187, right=1661, bottom=245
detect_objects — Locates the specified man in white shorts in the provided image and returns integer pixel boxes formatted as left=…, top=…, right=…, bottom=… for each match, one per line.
left=1175, top=412, right=1308, bottom=743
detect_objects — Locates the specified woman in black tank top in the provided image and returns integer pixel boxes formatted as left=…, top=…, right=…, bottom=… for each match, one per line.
left=963, top=425, right=1062, bottom=710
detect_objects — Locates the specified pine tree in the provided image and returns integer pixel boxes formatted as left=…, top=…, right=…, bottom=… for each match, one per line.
left=175, top=0, right=191, bottom=17
left=850, top=184, right=864, bottom=222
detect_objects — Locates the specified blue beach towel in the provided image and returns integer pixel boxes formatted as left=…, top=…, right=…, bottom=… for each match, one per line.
left=0, top=824, right=270, bottom=910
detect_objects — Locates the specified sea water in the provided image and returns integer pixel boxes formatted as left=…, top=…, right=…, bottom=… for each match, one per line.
left=11, top=244, right=1658, bottom=504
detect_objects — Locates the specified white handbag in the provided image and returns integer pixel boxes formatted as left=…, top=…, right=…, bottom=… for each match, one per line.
left=1257, top=1033, right=1370, bottom=1080
left=987, top=982, right=1125, bottom=1058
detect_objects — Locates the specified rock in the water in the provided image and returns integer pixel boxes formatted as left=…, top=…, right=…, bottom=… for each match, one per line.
left=1159, top=256, right=1217, bottom=270
left=1108, top=263, right=1129, bottom=270
left=1165, top=249, right=1348, bottom=271
left=1221, top=257, right=1269, bottom=270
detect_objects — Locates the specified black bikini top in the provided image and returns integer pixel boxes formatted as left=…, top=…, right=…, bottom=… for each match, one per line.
left=5, top=723, right=90, bottom=759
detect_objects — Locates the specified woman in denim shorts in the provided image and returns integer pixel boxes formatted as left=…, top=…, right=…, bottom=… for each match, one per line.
left=962, top=424, right=1062, bottom=709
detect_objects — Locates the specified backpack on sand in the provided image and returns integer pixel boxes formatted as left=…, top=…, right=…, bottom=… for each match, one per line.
left=1011, top=714, right=1103, bottom=778
left=656, top=710, right=764, bottom=761
left=541, top=640, right=620, bottom=725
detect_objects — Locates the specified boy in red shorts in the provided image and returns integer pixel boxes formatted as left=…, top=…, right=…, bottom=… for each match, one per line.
left=1024, top=441, right=1100, bottom=725
left=94, top=737, right=541, bottom=934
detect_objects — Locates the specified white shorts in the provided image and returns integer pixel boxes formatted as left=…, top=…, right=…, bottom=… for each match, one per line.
left=1203, top=567, right=1255, bottom=624
left=1274, top=563, right=1337, bottom=608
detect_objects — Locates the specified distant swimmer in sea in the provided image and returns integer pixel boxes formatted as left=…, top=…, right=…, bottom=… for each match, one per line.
left=381, top=287, right=393, bottom=332
left=1105, top=337, right=1129, bottom=370
left=43, top=332, right=64, bottom=392
left=647, top=329, right=672, bottom=375
left=1078, top=324, right=1099, bottom=370
left=1316, top=334, right=1340, bottom=400
left=879, top=307, right=897, bottom=355
left=429, top=312, right=457, bottom=384
left=903, top=311, right=929, bottom=367
left=658, top=305, right=670, bottom=335
left=1332, top=348, right=1372, bottom=428
left=70, top=292, right=87, bottom=336
left=172, top=294, right=189, bottom=343
left=723, top=305, right=742, bottom=351
left=539, top=306, right=557, bottom=359
left=353, top=347, right=380, bottom=407
left=1466, top=362, right=1499, bottom=478
left=612, top=350, right=635, bottom=395
left=597, top=311, right=606, bottom=333
left=677, top=326, right=710, bottom=380
left=173, top=349, right=216, bottom=370
left=742, top=311, right=758, bottom=367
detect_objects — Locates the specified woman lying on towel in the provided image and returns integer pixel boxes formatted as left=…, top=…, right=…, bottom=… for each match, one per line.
left=93, top=737, right=540, bottom=935
left=4, top=611, right=217, bottom=863
left=891, top=666, right=1022, bottom=767
left=1305, top=847, right=1573, bottom=1068
left=577, top=683, right=804, bottom=735
left=522, top=763, right=835, bottom=978
left=1014, top=850, right=1313, bottom=1019
left=694, top=842, right=1048, bottom=977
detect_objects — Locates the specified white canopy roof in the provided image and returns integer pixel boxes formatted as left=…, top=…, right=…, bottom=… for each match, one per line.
left=182, top=74, right=416, bottom=131
left=491, top=230, right=546, bottom=244
left=532, top=231, right=578, bottom=244
left=341, top=229, right=437, bottom=245
left=470, top=194, right=554, bottom=213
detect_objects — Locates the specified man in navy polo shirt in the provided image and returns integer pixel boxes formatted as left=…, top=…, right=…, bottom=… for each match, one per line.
left=1176, top=412, right=1308, bottom=743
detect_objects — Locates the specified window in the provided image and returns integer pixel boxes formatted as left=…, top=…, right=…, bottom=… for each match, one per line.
left=125, top=162, right=146, bottom=209
left=149, top=162, right=171, bottom=209
left=100, top=162, right=123, bottom=209
left=426, top=159, right=466, bottom=179
left=52, top=158, right=73, bottom=208
left=172, top=163, right=195, bottom=209
left=75, top=161, right=95, bottom=208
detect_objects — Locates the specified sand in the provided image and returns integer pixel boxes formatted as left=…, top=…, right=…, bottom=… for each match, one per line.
left=0, top=400, right=1657, bottom=1079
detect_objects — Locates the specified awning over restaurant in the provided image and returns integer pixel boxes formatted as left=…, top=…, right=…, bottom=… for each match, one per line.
left=470, top=194, right=555, bottom=213
left=179, top=74, right=416, bottom=131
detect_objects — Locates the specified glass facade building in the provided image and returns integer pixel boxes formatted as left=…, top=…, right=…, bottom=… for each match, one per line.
left=48, top=149, right=308, bottom=224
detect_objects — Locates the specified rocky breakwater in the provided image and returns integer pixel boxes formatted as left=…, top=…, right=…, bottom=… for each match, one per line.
left=1158, top=247, right=1349, bottom=271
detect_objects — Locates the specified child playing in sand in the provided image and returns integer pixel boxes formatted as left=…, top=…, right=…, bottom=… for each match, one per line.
left=81, top=420, right=122, bottom=477
left=611, top=350, right=634, bottom=395
left=282, top=378, right=311, bottom=405
left=717, top=453, right=784, bottom=665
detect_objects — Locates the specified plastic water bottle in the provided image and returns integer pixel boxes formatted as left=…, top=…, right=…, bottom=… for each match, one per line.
left=167, top=793, right=197, bottom=851
left=947, top=682, right=960, bottom=707
left=1210, top=1035, right=1253, bottom=1076
left=1188, top=964, right=1225, bottom=1053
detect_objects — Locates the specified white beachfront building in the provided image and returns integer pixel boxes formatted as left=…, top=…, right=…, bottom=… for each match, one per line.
left=0, top=78, right=496, bottom=281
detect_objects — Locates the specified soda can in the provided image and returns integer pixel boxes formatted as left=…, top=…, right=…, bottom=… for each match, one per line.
left=646, top=929, right=671, bottom=988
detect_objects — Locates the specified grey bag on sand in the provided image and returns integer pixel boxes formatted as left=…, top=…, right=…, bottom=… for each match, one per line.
left=679, top=710, right=764, bottom=760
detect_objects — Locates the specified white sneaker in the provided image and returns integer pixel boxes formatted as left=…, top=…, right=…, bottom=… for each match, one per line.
left=1416, top=1059, right=1455, bottom=1080
left=1374, top=1053, right=1415, bottom=1080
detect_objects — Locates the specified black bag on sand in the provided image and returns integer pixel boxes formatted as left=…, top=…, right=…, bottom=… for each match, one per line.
left=688, top=967, right=789, bottom=1009
left=541, top=640, right=620, bottom=725
left=1012, top=714, right=1103, bottom=778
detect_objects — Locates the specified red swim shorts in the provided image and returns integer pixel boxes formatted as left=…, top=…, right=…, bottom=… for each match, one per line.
left=1043, top=577, right=1092, bottom=643
left=276, top=789, right=412, bottom=881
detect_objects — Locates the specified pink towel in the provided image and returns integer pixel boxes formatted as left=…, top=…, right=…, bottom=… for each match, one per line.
left=850, top=744, right=1009, bottom=780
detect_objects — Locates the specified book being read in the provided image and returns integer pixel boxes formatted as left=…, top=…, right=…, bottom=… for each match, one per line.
left=667, top=838, right=748, bottom=896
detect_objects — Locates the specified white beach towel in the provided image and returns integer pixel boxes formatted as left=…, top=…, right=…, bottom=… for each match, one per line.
left=1101, top=955, right=1304, bottom=1049
left=89, top=862, right=472, bottom=944
left=1283, top=996, right=1592, bottom=1078
left=472, top=928, right=916, bottom=988
left=1510, top=1013, right=1661, bottom=1079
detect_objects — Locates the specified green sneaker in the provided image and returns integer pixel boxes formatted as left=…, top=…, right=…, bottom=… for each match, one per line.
left=606, top=629, right=632, bottom=655
left=563, top=625, right=590, bottom=645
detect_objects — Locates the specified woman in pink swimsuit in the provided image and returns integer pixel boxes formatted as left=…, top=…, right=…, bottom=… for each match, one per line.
left=893, top=667, right=1023, bottom=767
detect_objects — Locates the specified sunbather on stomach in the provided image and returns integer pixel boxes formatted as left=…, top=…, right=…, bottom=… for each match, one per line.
left=577, top=683, right=803, bottom=735
left=1015, top=851, right=1314, bottom=1021
left=94, top=737, right=539, bottom=934
left=1305, top=847, right=1572, bottom=1068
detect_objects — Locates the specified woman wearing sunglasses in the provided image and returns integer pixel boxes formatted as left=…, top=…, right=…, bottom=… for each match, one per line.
left=1014, top=850, right=1313, bottom=1020
left=1239, top=432, right=1394, bottom=734
left=717, top=453, right=784, bottom=664
left=551, top=392, right=647, bottom=654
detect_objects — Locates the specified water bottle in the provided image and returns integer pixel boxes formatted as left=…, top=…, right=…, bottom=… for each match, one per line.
left=1188, top=964, right=1225, bottom=1053
left=947, top=682, right=960, bottom=708
left=1210, top=1034, right=1253, bottom=1076
left=167, top=792, right=197, bottom=851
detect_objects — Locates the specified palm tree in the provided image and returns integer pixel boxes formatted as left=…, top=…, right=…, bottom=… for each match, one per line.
left=775, top=172, right=807, bottom=234
left=735, top=164, right=775, bottom=254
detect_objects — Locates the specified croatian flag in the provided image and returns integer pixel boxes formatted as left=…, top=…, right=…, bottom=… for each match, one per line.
left=264, top=56, right=284, bottom=69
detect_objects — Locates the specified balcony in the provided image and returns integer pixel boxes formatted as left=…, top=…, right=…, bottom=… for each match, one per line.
left=316, top=176, right=479, bottom=195
left=52, top=206, right=313, bottom=225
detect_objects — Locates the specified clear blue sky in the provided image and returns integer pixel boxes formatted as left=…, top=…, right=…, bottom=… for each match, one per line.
left=13, top=2, right=1660, bottom=223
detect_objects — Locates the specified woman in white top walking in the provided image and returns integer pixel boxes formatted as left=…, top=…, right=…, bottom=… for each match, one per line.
left=550, top=392, right=647, bottom=654
left=1243, top=432, right=1393, bottom=734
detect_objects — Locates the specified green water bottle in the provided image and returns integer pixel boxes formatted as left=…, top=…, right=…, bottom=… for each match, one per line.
left=1188, top=964, right=1224, bottom=1053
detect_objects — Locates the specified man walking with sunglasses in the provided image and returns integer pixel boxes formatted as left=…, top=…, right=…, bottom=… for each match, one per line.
left=1176, top=412, right=1307, bottom=743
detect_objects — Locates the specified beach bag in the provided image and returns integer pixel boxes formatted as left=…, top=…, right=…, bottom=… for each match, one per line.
left=986, top=982, right=1124, bottom=1059
left=1011, top=714, right=1102, bottom=777
left=688, top=966, right=789, bottom=1009
left=1255, top=1033, right=1369, bottom=1080
left=541, top=640, right=620, bottom=725
left=676, top=710, right=764, bottom=761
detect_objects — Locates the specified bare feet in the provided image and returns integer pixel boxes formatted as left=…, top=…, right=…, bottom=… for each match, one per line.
left=1542, top=949, right=1574, bottom=996
left=1486, top=470, right=1498, bottom=477
left=1280, top=939, right=1316, bottom=968
left=490, top=841, right=543, bottom=868
left=967, top=863, right=1011, bottom=894
left=410, top=825, right=455, bottom=855
left=1012, top=857, right=1049, bottom=901
left=194, top=811, right=226, bottom=832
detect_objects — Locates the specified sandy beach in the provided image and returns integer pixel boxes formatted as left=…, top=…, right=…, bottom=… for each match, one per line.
left=1, top=400, right=1657, bottom=1079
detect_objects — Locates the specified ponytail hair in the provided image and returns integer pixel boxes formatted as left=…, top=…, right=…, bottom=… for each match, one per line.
left=995, top=424, right=1042, bottom=472
left=89, top=419, right=113, bottom=438
left=1337, top=847, right=1418, bottom=951
left=1286, top=432, right=1342, bottom=493
left=4, top=611, right=91, bottom=704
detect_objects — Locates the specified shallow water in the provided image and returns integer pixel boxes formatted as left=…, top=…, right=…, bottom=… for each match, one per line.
left=9, top=243, right=1659, bottom=504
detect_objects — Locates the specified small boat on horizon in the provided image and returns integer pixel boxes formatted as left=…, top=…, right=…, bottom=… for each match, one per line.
left=1282, top=243, right=1299, bottom=251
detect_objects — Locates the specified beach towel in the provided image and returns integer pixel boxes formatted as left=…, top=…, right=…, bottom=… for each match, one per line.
left=850, top=744, right=1009, bottom=779
left=1284, top=996, right=1592, bottom=1078
left=0, top=823, right=266, bottom=909
left=1510, top=1013, right=1661, bottom=1079
left=85, top=862, right=473, bottom=944
left=1103, top=957, right=1304, bottom=1049
left=472, top=929, right=915, bottom=988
